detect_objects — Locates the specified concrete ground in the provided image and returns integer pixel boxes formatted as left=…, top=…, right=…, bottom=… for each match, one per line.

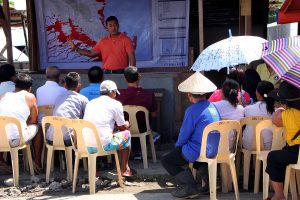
left=0, top=149, right=297, bottom=200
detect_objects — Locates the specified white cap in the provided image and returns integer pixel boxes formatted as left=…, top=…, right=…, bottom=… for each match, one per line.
left=100, top=80, right=120, bottom=94
left=178, top=72, right=217, bottom=94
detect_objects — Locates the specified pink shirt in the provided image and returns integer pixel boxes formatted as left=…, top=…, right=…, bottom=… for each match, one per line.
left=93, top=33, right=134, bottom=70
left=208, top=89, right=251, bottom=105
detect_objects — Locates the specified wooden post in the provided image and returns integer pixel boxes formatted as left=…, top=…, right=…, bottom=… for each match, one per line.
left=240, top=0, right=252, bottom=35
left=26, top=0, right=39, bottom=71
left=1, top=2, right=13, bottom=64
left=198, top=0, right=204, bottom=53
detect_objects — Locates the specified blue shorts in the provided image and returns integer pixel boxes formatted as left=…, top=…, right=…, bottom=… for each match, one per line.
left=87, top=130, right=131, bottom=154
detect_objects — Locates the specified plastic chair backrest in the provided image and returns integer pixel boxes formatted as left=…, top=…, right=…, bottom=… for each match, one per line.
left=123, top=105, right=151, bottom=135
left=42, top=116, right=71, bottom=147
left=240, top=116, right=271, bottom=150
left=66, top=119, right=105, bottom=155
left=255, top=119, right=286, bottom=155
left=0, top=116, right=24, bottom=149
left=200, top=120, right=241, bottom=160
left=38, top=105, right=53, bottom=116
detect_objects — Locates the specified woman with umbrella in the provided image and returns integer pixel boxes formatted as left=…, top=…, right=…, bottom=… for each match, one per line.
left=265, top=81, right=300, bottom=200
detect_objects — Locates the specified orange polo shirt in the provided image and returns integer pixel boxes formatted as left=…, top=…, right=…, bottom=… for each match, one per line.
left=93, top=33, right=134, bottom=70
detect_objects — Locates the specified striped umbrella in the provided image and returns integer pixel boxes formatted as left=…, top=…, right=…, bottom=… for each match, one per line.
left=262, top=36, right=300, bottom=88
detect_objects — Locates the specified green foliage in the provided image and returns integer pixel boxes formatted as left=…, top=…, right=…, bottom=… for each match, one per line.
left=0, top=0, right=15, bottom=7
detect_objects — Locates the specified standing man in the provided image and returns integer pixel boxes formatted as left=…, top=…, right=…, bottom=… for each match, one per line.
left=68, top=16, right=136, bottom=74
left=80, top=66, right=104, bottom=100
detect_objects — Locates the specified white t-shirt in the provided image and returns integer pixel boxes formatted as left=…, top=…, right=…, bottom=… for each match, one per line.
left=36, top=81, right=67, bottom=122
left=0, top=91, right=30, bottom=140
left=83, top=95, right=125, bottom=146
left=243, top=102, right=272, bottom=150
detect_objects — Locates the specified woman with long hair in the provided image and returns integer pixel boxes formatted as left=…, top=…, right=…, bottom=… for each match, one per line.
left=243, top=81, right=275, bottom=150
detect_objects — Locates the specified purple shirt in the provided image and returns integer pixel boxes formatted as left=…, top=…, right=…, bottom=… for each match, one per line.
left=117, top=87, right=157, bottom=113
left=117, top=87, right=157, bottom=132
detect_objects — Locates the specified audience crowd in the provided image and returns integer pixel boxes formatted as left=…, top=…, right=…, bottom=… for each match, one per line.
left=0, top=62, right=299, bottom=200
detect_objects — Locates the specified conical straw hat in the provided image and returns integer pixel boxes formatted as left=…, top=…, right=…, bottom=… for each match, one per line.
left=178, top=72, right=217, bottom=94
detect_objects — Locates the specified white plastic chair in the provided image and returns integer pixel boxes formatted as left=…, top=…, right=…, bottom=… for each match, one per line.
left=235, top=116, right=270, bottom=190
left=284, top=146, right=300, bottom=200
left=69, top=119, right=123, bottom=194
left=41, top=116, right=73, bottom=183
left=254, top=119, right=286, bottom=199
left=123, top=105, right=157, bottom=169
left=193, top=120, right=241, bottom=200
left=38, top=105, right=53, bottom=169
left=0, top=115, right=34, bottom=186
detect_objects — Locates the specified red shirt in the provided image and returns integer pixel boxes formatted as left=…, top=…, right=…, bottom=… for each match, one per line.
left=93, top=33, right=134, bottom=70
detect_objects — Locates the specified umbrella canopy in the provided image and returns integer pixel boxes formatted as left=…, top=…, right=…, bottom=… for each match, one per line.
left=191, top=36, right=267, bottom=72
left=262, top=36, right=300, bottom=88
left=277, top=0, right=300, bottom=24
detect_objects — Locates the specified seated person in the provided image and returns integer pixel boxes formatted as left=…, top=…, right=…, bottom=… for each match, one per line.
left=213, top=79, right=244, bottom=148
left=36, top=66, right=66, bottom=169
left=84, top=80, right=133, bottom=177
left=209, top=68, right=251, bottom=106
left=266, top=81, right=300, bottom=200
left=46, top=72, right=89, bottom=145
left=0, top=64, right=16, bottom=173
left=80, top=66, right=104, bottom=100
left=243, top=81, right=275, bottom=150
left=0, top=73, right=40, bottom=171
left=161, top=72, right=220, bottom=199
left=117, top=66, right=157, bottom=159
left=256, top=62, right=280, bottom=88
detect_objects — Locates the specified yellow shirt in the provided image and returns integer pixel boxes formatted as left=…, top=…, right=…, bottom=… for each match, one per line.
left=282, top=108, right=300, bottom=146
left=256, top=63, right=281, bottom=88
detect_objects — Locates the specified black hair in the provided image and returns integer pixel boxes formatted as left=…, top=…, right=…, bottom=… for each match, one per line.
left=15, top=73, right=33, bottom=90
left=280, top=82, right=300, bottom=109
left=124, top=66, right=139, bottom=83
left=0, top=64, right=16, bottom=82
left=222, top=79, right=239, bottom=107
left=257, top=81, right=275, bottom=114
left=88, top=66, right=103, bottom=83
left=65, top=72, right=80, bottom=90
left=46, top=66, right=61, bottom=81
left=105, top=16, right=118, bottom=26
left=191, top=93, right=206, bottom=99
left=227, top=68, right=245, bottom=87
left=243, top=69, right=261, bottom=102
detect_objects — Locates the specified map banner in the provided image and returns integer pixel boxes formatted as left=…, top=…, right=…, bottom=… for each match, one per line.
left=34, top=0, right=190, bottom=69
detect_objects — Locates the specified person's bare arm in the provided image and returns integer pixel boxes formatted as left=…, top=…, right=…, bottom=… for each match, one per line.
left=116, top=121, right=130, bottom=131
left=67, top=40, right=99, bottom=58
left=25, top=93, right=38, bottom=124
left=272, top=108, right=284, bottom=127
left=128, top=52, right=136, bottom=66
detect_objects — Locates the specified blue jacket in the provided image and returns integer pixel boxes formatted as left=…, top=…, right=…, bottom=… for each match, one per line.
left=176, top=100, right=220, bottom=162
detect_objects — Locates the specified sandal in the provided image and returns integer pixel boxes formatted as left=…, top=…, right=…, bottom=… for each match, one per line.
left=122, top=168, right=137, bottom=177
